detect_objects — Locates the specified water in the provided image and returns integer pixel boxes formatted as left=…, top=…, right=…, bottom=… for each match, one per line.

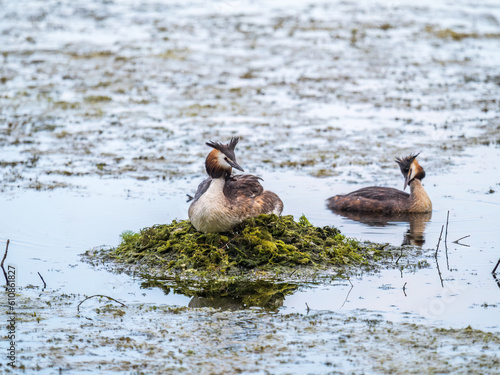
left=2, top=144, right=499, bottom=333
left=1, top=0, right=500, bottom=372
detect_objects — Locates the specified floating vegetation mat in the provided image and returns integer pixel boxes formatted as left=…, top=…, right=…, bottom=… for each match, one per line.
left=87, top=214, right=388, bottom=275
left=84, top=214, right=424, bottom=309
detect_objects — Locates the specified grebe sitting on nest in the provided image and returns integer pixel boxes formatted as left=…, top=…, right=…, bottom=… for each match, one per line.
left=188, top=137, right=283, bottom=233
left=327, top=153, right=432, bottom=214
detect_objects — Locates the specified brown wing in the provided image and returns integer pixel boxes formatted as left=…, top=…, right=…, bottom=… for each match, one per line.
left=327, top=186, right=409, bottom=213
left=223, top=174, right=264, bottom=200
left=342, top=187, right=409, bottom=201
left=224, top=174, right=283, bottom=216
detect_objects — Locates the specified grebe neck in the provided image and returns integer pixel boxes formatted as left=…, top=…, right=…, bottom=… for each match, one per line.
left=409, top=179, right=432, bottom=212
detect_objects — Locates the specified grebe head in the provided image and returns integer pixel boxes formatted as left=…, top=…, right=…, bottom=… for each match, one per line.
left=205, top=137, right=244, bottom=178
left=395, top=153, right=426, bottom=190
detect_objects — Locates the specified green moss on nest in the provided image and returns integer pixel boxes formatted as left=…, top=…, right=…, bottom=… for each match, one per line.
left=106, top=214, right=375, bottom=274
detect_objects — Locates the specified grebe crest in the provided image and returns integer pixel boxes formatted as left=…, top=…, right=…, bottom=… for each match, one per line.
left=395, top=153, right=426, bottom=190
left=327, top=153, right=431, bottom=214
left=188, top=137, right=284, bottom=233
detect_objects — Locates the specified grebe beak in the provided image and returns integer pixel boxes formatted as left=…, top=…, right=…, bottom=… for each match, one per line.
left=403, top=173, right=410, bottom=190
left=229, top=160, right=244, bottom=172
left=404, top=167, right=416, bottom=190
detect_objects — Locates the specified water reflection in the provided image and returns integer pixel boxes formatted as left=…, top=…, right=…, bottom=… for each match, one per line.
left=329, top=210, right=432, bottom=246
left=188, top=296, right=249, bottom=310
left=186, top=281, right=299, bottom=310
left=493, top=259, right=500, bottom=290
left=492, top=273, right=500, bottom=290
left=141, top=278, right=299, bottom=310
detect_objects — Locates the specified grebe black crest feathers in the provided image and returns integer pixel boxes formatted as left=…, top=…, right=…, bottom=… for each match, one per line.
left=189, top=137, right=283, bottom=233
left=327, top=153, right=431, bottom=214
left=204, top=137, right=243, bottom=179
left=395, top=152, right=425, bottom=190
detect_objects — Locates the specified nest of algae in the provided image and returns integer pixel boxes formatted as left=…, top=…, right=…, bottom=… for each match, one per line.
left=86, top=214, right=393, bottom=309
left=92, top=214, right=384, bottom=276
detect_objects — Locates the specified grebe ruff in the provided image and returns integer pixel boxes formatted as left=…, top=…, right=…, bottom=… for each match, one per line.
left=327, top=153, right=431, bottom=214
left=188, top=137, right=283, bottom=233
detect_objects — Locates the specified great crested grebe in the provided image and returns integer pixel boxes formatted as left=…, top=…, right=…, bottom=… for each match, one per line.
left=188, top=137, right=283, bottom=233
left=327, top=153, right=432, bottom=214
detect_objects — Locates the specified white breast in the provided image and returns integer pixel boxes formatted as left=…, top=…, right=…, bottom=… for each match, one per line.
left=188, top=178, right=239, bottom=233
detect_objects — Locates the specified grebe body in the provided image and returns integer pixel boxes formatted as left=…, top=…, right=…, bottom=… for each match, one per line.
left=188, top=137, right=283, bottom=233
left=327, top=154, right=431, bottom=214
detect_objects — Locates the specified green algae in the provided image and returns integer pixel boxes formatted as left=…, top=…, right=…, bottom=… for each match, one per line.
left=424, top=25, right=500, bottom=41
left=101, top=214, right=377, bottom=275
left=84, top=95, right=112, bottom=103
left=84, top=214, right=389, bottom=307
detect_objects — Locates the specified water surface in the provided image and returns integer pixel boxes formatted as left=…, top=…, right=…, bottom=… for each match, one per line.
left=1, top=0, right=500, bottom=372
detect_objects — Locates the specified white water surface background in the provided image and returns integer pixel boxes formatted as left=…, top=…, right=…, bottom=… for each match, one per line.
left=1, top=0, right=500, bottom=373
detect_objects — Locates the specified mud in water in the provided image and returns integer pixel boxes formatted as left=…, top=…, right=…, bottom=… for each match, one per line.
left=1, top=0, right=500, bottom=373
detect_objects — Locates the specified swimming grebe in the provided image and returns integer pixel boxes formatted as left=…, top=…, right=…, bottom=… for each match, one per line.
left=188, top=137, right=284, bottom=233
left=326, top=153, right=432, bottom=214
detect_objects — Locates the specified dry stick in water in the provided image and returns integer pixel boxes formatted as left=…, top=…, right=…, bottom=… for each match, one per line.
left=1, top=239, right=10, bottom=285
left=37, top=272, right=47, bottom=289
left=341, top=279, right=354, bottom=308
left=435, top=225, right=444, bottom=257
left=395, top=248, right=403, bottom=265
left=77, top=295, right=127, bottom=312
left=453, top=235, right=470, bottom=246
left=493, top=258, right=500, bottom=274
left=445, top=211, right=450, bottom=270
left=444, top=211, right=450, bottom=245
left=435, top=225, right=444, bottom=287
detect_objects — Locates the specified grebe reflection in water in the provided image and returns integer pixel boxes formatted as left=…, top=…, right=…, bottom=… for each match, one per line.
left=330, top=210, right=432, bottom=246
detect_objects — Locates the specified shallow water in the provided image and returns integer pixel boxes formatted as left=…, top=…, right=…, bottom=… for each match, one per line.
left=1, top=0, right=500, bottom=372
left=2, top=144, right=499, bottom=331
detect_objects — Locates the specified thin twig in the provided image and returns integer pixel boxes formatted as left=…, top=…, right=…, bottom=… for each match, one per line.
left=435, top=225, right=444, bottom=257
left=1, top=240, right=10, bottom=286
left=492, top=258, right=500, bottom=274
left=403, top=282, right=407, bottom=297
left=37, top=272, right=47, bottom=289
left=305, top=302, right=310, bottom=313
left=445, top=211, right=450, bottom=270
left=444, top=211, right=450, bottom=246
left=435, top=257, right=444, bottom=288
left=77, top=295, right=127, bottom=312
left=435, top=225, right=444, bottom=287
left=395, top=248, right=403, bottom=265
left=453, top=235, right=470, bottom=246
left=218, top=233, right=241, bottom=250
left=341, top=279, right=354, bottom=308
